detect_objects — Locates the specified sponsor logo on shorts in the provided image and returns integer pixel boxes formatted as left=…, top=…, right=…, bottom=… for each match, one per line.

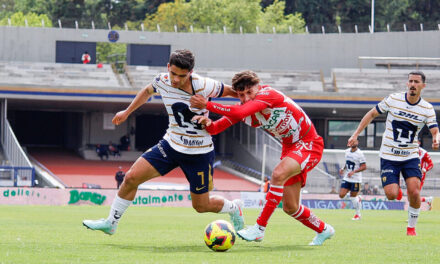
left=196, top=186, right=206, bottom=191
left=157, top=143, right=167, bottom=158
left=381, top=169, right=393, bottom=174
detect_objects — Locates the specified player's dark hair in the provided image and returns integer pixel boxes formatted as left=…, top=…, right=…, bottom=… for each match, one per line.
left=408, top=71, right=425, bottom=83
left=169, top=49, right=195, bottom=71
left=232, top=71, right=260, bottom=92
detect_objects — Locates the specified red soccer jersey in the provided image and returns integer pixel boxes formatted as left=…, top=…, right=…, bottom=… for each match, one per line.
left=206, top=85, right=317, bottom=145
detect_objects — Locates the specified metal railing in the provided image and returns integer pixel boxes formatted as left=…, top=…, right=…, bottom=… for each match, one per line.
left=0, top=106, right=35, bottom=186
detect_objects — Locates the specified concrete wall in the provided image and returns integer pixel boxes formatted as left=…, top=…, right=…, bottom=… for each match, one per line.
left=1, top=26, right=440, bottom=75
left=84, top=112, right=135, bottom=148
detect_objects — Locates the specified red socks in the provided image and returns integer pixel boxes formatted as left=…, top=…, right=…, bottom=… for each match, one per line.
left=256, top=185, right=283, bottom=227
left=291, top=205, right=325, bottom=233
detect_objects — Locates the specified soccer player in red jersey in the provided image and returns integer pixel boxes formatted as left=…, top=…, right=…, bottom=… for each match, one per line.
left=190, top=70, right=334, bottom=245
left=418, top=143, right=434, bottom=210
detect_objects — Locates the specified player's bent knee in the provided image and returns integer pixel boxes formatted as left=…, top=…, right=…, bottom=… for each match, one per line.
left=385, top=192, right=397, bottom=200
left=282, top=202, right=299, bottom=215
left=407, top=188, right=420, bottom=198
left=122, top=173, right=142, bottom=188
left=272, top=169, right=288, bottom=184
left=192, top=203, right=209, bottom=213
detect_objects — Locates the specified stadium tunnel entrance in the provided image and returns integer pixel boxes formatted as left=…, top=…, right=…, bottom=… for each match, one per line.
left=8, top=110, right=82, bottom=150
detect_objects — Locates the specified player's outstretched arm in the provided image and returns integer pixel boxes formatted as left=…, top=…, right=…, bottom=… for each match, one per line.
left=429, top=126, right=439, bottom=150
left=112, top=84, right=155, bottom=125
left=221, top=85, right=238, bottom=98
left=207, top=100, right=267, bottom=120
left=192, top=115, right=239, bottom=135
left=348, top=107, right=380, bottom=146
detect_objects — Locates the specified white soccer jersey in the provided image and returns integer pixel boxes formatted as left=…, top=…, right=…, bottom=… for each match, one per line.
left=152, top=72, right=224, bottom=154
left=376, top=92, right=438, bottom=161
left=342, top=148, right=366, bottom=183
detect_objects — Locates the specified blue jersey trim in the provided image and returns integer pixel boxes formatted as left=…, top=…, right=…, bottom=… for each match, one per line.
left=375, top=105, right=383, bottom=114
left=428, top=124, right=438, bottom=129
left=404, top=92, right=421, bottom=106
left=217, top=83, right=224, bottom=98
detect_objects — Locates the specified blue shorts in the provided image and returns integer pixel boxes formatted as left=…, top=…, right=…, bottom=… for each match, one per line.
left=340, top=181, right=361, bottom=192
left=141, top=139, right=215, bottom=194
left=380, top=158, right=421, bottom=187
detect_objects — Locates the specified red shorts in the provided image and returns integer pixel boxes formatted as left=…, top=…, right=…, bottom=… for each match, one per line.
left=281, top=135, right=324, bottom=187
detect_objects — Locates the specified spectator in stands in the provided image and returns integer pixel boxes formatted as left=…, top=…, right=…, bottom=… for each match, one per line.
left=96, top=144, right=109, bottom=160
left=372, top=185, right=379, bottom=195
left=362, top=182, right=372, bottom=195
left=115, top=166, right=125, bottom=189
left=81, top=51, right=91, bottom=64
left=119, top=134, right=130, bottom=151
left=260, top=176, right=270, bottom=193
left=108, top=141, right=120, bottom=157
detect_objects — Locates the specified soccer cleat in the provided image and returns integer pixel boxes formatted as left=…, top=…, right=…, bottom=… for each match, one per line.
left=352, top=214, right=361, bottom=221
left=396, top=188, right=403, bottom=201
left=237, top=224, right=264, bottom=242
left=230, top=199, right=245, bottom=231
left=309, top=224, right=335, bottom=246
left=407, top=227, right=417, bottom=236
left=83, top=218, right=116, bottom=235
left=426, top=196, right=433, bottom=211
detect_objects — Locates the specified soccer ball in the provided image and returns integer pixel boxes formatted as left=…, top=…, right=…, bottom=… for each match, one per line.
left=204, top=219, right=236, bottom=252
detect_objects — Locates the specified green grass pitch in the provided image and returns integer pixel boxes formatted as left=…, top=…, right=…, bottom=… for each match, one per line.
left=0, top=205, right=439, bottom=264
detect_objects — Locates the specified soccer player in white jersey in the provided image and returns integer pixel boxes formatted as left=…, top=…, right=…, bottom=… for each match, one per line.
left=348, top=71, right=439, bottom=236
left=339, top=144, right=366, bottom=220
left=83, top=49, right=245, bottom=235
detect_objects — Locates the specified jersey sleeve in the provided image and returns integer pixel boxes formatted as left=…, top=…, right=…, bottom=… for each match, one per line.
left=425, top=106, right=438, bottom=129
left=206, top=116, right=240, bottom=135
left=206, top=100, right=268, bottom=120
left=203, top=77, right=224, bottom=98
left=253, top=87, right=283, bottom=108
left=376, top=96, right=391, bottom=114
left=358, top=151, right=367, bottom=165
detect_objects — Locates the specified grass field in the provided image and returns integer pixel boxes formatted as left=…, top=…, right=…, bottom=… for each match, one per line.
left=0, top=205, right=439, bottom=264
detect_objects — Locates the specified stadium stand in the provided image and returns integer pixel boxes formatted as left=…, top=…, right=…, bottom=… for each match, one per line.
left=0, top=61, right=126, bottom=89
left=332, top=68, right=440, bottom=97
left=125, top=65, right=324, bottom=93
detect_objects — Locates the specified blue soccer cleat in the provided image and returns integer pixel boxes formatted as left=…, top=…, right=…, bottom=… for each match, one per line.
left=230, top=199, right=245, bottom=231
left=83, top=218, right=117, bottom=235
left=309, top=224, right=335, bottom=246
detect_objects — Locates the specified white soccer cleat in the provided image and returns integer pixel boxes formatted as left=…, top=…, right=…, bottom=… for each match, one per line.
left=309, top=224, right=335, bottom=246
left=230, top=199, right=245, bottom=231
left=352, top=214, right=361, bottom=221
left=237, top=224, right=264, bottom=242
left=426, top=196, right=433, bottom=211
left=83, top=218, right=117, bottom=235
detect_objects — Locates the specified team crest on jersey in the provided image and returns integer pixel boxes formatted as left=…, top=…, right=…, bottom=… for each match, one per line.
left=382, top=176, right=387, bottom=183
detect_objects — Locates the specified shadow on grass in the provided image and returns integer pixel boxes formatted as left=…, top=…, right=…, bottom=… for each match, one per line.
left=103, top=243, right=314, bottom=253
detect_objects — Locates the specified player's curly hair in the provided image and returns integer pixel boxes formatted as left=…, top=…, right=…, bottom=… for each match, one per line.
left=232, top=70, right=260, bottom=91
left=169, top=49, right=195, bottom=71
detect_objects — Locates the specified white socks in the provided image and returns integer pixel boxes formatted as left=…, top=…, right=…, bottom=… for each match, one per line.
left=219, top=199, right=237, bottom=214
left=407, top=206, right=420, bottom=228
left=107, top=195, right=132, bottom=225
left=350, top=196, right=361, bottom=215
